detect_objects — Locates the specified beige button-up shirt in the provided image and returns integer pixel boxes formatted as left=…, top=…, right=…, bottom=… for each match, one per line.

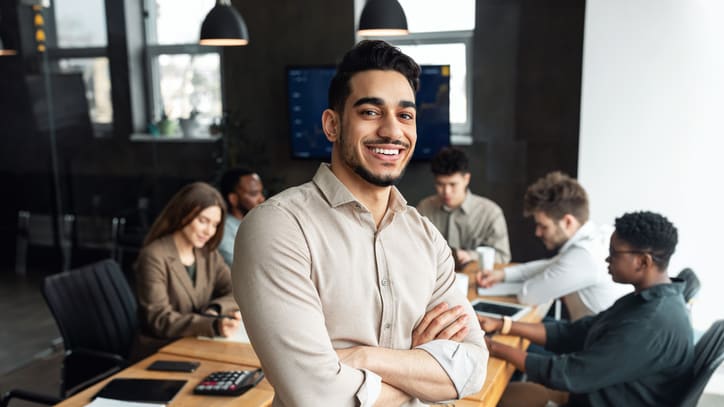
left=233, top=164, right=487, bottom=406
left=417, top=192, right=511, bottom=263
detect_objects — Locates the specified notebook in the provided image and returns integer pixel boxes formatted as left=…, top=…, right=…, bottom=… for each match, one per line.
left=92, top=378, right=186, bottom=404
left=477, top=282, right=523, bottom=296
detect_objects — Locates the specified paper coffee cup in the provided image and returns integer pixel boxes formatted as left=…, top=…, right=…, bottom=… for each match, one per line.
left=476, top=246, right=495, bottom=270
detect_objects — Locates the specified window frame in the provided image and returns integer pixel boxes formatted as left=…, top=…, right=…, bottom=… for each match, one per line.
left=41, top=0, right=114, bottom=138
left=142, top=0, right=225, bottom=126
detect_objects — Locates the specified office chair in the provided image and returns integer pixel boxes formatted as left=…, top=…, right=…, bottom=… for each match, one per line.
left=676, top=268, right=701, bottom=304
left=679, top=320, right=724, bottom=407
left=0, top=259, right=138, bottom=406
left=15, top=210, right=74, bottom=275
left=72, top=215, right=126, bottom=264
left=43, top=258, right=138, bottom=396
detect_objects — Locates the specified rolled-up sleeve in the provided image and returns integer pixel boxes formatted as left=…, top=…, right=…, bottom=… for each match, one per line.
left=419, top=220, right=488, bottom=399
left=232, top=204, right=373, bottom=406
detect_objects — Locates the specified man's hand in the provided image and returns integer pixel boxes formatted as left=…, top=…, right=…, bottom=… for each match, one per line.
left=476, top=268, right=504, bottom=288
left=217, top=310, right=242, bottom=337
left=477, top=315, right=503, bottom=334
left=455, top=249, right=472, bottom=265
left=411, top=303, right=469, bottom=348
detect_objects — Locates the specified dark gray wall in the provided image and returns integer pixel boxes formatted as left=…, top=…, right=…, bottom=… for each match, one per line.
left=0, top=0, right=584, bottom=271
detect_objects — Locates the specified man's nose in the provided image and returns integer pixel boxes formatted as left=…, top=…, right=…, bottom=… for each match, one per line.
left=378, top=114, right=404, bottom=141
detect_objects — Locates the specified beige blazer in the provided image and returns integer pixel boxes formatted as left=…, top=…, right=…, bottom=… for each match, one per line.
left=131, top=234, right=237, bottom=359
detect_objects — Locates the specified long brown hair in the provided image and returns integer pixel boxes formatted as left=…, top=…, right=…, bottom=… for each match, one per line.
left=143, top=182, right=227, bottom=251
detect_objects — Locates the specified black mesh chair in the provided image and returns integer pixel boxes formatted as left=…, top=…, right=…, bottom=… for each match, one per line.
left=679, top=320, right=724, bottom=407
left=43, top=258, right=138, bottom=396
left=676, top=268, right=701, bottom=304
left=1, top=259, right=138, bottom=406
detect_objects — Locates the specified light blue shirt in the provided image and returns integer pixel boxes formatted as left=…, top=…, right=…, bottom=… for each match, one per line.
left=219, top=215, right=241, bottom=266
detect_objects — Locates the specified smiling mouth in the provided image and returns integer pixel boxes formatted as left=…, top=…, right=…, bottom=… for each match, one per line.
left=370, top=147, right=401, bottom=156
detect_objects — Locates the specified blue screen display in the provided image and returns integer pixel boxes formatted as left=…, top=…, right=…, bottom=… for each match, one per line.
left=287, top=65, right=451, bottom=160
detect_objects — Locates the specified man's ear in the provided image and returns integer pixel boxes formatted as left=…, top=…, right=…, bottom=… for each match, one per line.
left=322, top=109, right=339, bottom=142
left=561, top=214, right=580, bottom=232
left=639, top=252, right=653, bottom=270
left=462, top=172, right=471, bottom=187
left=227, top=193, right=238, bottom=209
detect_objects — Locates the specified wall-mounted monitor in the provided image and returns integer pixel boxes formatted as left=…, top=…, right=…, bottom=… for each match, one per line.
left=286, top=65, right=451, bottom=160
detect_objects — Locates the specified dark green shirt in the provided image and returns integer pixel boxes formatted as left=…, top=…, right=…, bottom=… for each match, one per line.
left=184, top=262, right=196, bottom=286
left=526, top=280, right=694, bottom=407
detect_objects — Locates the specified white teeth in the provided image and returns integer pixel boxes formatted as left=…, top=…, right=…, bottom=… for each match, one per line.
left=371, top=147, right=399, bottom=155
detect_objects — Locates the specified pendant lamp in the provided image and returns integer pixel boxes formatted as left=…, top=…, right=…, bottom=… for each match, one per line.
left=199, top=0, right=249, bottom=46
left=358, top=0, right=408, bottom=36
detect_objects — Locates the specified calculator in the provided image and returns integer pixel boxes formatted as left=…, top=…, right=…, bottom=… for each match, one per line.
left=193, top=368, right=264, bottom=396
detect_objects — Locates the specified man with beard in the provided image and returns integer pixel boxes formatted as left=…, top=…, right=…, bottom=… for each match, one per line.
left=233, top=41, right=487, bottom=406
left=218, top=168, right=266, bottom=266
left=477, top=171, right=626, bottom=321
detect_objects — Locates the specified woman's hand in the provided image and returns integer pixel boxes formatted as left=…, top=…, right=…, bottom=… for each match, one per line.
left=217, top=310, right=242, bottom=337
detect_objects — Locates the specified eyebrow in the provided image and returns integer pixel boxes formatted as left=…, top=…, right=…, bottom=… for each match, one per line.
left=352, top=97, right=416, bottom=110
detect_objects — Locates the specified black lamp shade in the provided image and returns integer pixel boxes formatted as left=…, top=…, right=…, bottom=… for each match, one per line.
left=200, top=0, right=249, bottom=46
left=358, top=0, right=408, bottom=36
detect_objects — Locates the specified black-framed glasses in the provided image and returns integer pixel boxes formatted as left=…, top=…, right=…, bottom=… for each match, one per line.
left=608, top=248, right=662, bottom=261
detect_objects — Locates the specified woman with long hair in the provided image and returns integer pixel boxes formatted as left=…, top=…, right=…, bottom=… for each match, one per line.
left=131, top=182, right=241, bottom=359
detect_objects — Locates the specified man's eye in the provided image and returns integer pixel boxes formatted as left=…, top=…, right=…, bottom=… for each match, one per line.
left=362, top=110, right=379, bottom=116
left=400, top=112, right=414, bottom=120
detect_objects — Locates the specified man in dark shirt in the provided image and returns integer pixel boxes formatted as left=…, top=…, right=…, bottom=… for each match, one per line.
left=479, top=211, right=694, bottom=407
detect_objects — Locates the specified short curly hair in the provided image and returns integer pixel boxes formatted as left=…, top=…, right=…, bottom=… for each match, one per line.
left=614, top=211, right=678, bottom=269
left=431, top=147, right=469, bottom=176
left=523, top=171, right=589, bottom=223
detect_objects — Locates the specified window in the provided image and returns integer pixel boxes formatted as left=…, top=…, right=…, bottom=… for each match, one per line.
left=356, top=0, right=475, bottom=144
left=46, top=0, right=113, bottom=136
left=144, top=0, right=222, bottom=136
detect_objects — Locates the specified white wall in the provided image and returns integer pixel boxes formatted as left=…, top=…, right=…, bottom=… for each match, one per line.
left=578, top=0, right=724, bottom=330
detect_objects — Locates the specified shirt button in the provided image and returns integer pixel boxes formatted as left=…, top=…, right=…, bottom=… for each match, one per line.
left=381, top=278, right=389, bottom=286
left=384, top=323, right=391, bottom=329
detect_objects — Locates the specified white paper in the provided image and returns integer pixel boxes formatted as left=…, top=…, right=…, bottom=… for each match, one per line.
left=476, top=282, right=522, bottom=296
left=199, top=319, right=250, bottom=343
left=85, top=397, right=165, bottom=407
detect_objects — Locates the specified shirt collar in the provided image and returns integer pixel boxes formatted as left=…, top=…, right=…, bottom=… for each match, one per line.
left=442, top=190, right=472, bottom=214
left=639, top=279, right=685, bottom=301
left=312, top=163, right=407, bottom=213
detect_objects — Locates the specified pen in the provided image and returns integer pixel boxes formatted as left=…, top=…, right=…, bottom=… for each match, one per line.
left=201, top=313, right=238, bottom=320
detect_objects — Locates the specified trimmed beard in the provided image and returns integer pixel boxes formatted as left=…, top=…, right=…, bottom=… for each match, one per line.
left=338, top=127, right=409, bottom=187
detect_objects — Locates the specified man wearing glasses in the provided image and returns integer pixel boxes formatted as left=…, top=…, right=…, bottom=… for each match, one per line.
left=477, top=211, right=694, bottom=406
left=477, top=171, right=626, bottom=321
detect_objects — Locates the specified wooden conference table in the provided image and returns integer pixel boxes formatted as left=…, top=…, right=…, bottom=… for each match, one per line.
left=57, top=262, right=545, bottom=407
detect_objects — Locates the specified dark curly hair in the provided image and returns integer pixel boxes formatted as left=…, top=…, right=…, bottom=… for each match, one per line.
left=328, top=40, right=420, bottom=114
left=430, top=147, right=469, bottom=176
left=523, top=171, right=589, bottom=223
left=614, top=211, right=678, bottom=269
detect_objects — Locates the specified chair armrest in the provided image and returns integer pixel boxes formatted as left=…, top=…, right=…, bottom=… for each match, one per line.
left=62, top=348, right=128, bottom=396
left=68, top=348, right=128, bottom=368
left=0, top=389, right=62, bottom=407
